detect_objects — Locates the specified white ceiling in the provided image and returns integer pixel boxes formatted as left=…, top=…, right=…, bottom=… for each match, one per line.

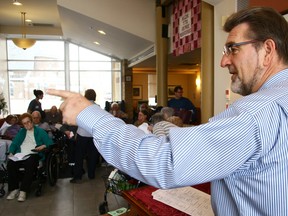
left=0, top=0, right=221, bottom=69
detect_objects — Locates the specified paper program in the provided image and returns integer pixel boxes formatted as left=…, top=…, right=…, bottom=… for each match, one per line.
left=152, top=186, right=214, bottom=216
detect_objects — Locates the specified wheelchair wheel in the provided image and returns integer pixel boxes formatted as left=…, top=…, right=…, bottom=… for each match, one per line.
left=46, top=152, right=59, bottom=186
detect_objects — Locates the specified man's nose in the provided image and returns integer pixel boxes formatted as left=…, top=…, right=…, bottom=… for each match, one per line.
left=220, top=54, right=231, bottom=68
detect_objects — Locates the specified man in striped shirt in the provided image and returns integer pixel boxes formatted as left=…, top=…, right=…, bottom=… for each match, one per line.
left=48, top=7, right=288, bottom=216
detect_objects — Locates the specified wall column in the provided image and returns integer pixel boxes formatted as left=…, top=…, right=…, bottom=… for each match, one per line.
left=156, top=1, right=169, bottom=106
left=201, top=2, right=214, bottom=123
left=122, top=59, right=133, bottom=123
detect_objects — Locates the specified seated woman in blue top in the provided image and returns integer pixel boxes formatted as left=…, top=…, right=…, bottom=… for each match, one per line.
left=6, top=113, right=53, bottom=202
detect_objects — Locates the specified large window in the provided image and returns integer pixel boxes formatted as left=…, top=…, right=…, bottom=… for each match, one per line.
left=7, top=40, right=121, bottom=114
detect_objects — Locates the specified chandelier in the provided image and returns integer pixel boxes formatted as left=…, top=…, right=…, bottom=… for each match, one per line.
left=12, top=12, right=36, bottom=50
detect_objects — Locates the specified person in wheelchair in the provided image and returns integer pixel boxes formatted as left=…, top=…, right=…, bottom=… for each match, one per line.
left=6, top=113, right=53, bottom=202
left=32, top=111, right=54, bottom=139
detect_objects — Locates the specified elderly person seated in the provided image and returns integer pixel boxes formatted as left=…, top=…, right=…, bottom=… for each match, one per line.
left=45, top=105, right=62, bottom=125
left=149, top=113, right=179, bottom=137
left=6, top=113, right=53, bottom=202
left=109, top=102, right=128, bottom=121
left=160, top=107, right=175, bottom=120
left=32, top=111, right=54, bottom=138
left=0, top=115, right=21, bottom=140
left=167, top=116, right=183, bottom=127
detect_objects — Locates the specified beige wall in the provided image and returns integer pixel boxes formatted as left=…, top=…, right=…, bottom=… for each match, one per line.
left=133, top=72, right=200, bottom=108
left=213, top=0, right=240, bottom=115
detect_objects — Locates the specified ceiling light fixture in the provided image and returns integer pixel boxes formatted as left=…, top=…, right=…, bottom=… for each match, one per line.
left=12, top=0, right=22, bottom=6
left=12, top=12, right=36, bottom=50
left=98, top=30, right=106, bottom=35
left=93, top=41, right=100, bottom=45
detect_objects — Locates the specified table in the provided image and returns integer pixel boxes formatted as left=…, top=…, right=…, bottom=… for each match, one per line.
left=121, top=182, right=210, bottom=216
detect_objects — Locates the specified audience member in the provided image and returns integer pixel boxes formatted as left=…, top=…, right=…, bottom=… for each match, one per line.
left=109, top=102, right=128, bottom=120
left=27, top=89, right=45, bottom=119
left=70, top=89, right=100, bottom=183
left=45, top=105, right=62, bottom=125
left=6, top=113, right=53, bottom=202
left=134, top=110, right=151, bottom=134
left=168, top=86, right=196, bottom=123
left=168, top=86, right=196, bottom=112
left=32, top=111, right=54, bottom=138
left=149, top=113, right=179, bottom=137
left=160, top=107, right=175, bottom=120
left=2, top=115, right=21, bottom=140
left=139, top=103, right=154, bottom=116
left=167, top=116, right=183, bottom=127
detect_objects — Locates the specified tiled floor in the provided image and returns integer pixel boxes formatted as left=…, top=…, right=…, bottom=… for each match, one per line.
left=0, top=166, right=129, bottom=216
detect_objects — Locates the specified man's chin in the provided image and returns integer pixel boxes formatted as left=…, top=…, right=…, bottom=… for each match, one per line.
left=231, top=82, right=242, bottom=95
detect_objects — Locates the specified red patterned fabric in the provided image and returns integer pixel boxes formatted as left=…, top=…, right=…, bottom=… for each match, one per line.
left=126, top=183, right=210, bottom=216
left=173, top=0, right=202, bottom=56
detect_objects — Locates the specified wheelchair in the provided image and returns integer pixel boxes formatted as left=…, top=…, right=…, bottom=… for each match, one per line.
left=0, top=163, right=8, bottom=197
left=0, top=153, right=49, bottom=198
left=12, top=147, right=58, bottom=197
left=45, top=129, right=70, bottom=186
left=22, top=129, right=69, bottom=196
left=0, top=129, right=68, bottom=198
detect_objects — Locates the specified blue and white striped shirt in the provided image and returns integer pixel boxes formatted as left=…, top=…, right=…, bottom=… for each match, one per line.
left=78, top=69, right=288, bottom=215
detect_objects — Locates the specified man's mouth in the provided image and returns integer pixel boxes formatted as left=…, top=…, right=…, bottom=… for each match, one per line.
left=230, top=72, right=238, bottom=81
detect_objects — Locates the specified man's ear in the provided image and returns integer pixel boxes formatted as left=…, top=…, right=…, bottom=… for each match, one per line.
left=263, top=39, right=276, bottom=66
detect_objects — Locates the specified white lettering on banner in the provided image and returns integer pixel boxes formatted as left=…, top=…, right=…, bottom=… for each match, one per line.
left=179, top=11, right=191, bottom=38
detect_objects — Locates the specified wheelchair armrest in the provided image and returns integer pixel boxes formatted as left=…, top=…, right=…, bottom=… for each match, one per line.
left=31, top=146, right=51, bottom=153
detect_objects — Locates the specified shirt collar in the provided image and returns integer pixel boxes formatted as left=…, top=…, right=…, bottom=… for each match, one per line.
left=259, top=68, right=288, bottom=91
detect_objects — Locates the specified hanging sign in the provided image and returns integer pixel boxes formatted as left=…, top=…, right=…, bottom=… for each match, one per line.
left=179, top=11, right=191, bottom=38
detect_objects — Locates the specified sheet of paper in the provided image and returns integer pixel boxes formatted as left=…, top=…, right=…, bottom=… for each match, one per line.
left=152, top=186, right=214, bottom=216
left=9, top=153, right=31, bottom=162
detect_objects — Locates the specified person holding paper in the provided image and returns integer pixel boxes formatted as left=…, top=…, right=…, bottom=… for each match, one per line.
left=6, top=113, right=53, bottom=202
left=47, top=7, right=288, bottom=215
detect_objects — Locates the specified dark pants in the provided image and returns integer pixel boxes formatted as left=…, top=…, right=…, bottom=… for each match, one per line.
left=7, top=154, right=39, bottom=192
left=66, top=138, right=76, bottom=164
left=74, top=134, right=100, bottom=179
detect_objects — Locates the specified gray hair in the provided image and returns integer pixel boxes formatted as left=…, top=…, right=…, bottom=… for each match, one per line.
left=160, top=107, right=174, bottom=120
left=151, top=113, right=164, bottom=125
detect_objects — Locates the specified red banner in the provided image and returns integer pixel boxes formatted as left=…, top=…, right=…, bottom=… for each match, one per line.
left=173, top=0, right=201, bottom=56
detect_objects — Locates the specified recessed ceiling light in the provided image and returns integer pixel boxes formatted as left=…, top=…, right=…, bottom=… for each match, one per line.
left=93, top=41, right=100, bottom=45
left=98, top=30, right=106, bottom=35
left=13, top=0, right=22, bottom=6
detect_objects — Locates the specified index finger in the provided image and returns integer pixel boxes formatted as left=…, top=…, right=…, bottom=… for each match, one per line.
left=46, top=89, right=74, bottom=98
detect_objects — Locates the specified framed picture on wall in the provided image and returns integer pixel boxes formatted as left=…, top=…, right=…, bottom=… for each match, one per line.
left=133, top=85, right=142, bottom=99
left=168, top=85, right=176, bottom=97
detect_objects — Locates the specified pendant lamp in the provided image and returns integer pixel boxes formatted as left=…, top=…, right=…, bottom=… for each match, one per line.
left=12, top=12, right=36, bottom=50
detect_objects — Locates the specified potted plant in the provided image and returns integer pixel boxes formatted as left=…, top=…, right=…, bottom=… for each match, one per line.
left=0, top=93, right=8, bottom=116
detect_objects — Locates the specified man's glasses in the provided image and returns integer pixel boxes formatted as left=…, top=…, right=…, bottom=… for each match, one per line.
left=222, top=40, right=258, bottom=56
